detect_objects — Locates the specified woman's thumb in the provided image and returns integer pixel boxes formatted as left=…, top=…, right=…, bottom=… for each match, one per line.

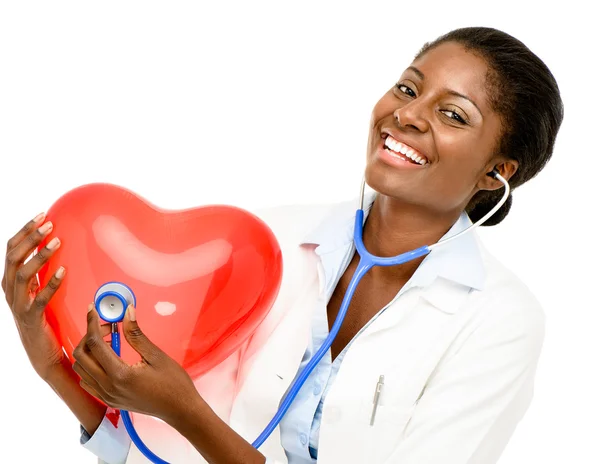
left=123, top=305, right=159, bottom=362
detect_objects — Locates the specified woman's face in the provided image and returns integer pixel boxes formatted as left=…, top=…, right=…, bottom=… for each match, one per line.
left=365, top=41, right=514, bottom=215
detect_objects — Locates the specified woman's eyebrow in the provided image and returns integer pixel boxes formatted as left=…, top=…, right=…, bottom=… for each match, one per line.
left=407, top=66, right=425, bottom=80
left=406, top=65, right=483, bottom=117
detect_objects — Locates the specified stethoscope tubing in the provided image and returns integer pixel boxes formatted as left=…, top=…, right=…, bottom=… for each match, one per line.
left=251, top=209, right=431, bottom=448
left=110, top=328, right=170, bottom=464
left=252, top=173, right=509, bottom=448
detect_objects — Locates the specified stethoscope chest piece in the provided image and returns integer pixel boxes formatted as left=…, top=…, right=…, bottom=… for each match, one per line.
left=94, top=282, right=137, bottom=323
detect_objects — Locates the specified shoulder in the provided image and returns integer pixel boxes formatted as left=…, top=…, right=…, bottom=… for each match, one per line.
left=469, top=238, right=546, bottom=348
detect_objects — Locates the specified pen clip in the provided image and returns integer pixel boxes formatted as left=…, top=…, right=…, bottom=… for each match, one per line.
left=370, top=375, right=384, bottom=426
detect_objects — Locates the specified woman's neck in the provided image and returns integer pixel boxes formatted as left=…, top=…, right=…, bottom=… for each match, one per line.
left=360, top=194, right=461, bottom=281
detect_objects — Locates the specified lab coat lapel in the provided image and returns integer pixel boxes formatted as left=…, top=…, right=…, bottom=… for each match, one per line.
left=360, top=276, right=474, bottom=337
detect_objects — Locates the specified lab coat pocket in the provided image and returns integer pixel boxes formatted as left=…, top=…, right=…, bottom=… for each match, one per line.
left=358, top=399, right=417, bottom=462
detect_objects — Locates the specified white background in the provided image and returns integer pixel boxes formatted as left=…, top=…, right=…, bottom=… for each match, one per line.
left=0, top=1, right=597, bottom=462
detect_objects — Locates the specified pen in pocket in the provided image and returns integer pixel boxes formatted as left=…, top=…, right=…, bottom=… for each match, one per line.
left=370, top=375, right=385, bottom=426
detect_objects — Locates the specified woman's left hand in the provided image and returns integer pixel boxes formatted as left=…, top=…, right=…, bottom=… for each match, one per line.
left=72, top=304, right=199, bottom=422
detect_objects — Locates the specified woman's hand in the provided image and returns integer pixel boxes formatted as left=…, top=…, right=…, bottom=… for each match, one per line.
left=2, top=213, right=67, bottom=380
left=72, top=304, right=200, bottom=423
left=74, top=303, right=267, bottom=464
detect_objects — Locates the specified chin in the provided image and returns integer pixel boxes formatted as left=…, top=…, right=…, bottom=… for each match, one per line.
left=363, top=160, right=430, bottom=208
left=363, top=162, right=401, bottom=198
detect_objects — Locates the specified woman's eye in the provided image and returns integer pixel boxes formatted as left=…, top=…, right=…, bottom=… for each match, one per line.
left=395, top=83, right=416, bottom=97
left=441, top=110, right=466, bottom=124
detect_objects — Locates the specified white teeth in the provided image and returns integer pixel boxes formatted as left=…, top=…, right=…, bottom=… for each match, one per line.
left=406, top=149, right=425, bottom=165
left=384, top=135, right=428, bottom=165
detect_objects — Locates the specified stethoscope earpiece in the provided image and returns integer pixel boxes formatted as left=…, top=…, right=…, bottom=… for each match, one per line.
left=487, top=168, right=501, bottom=179
left=94, top=282, right=137, bottom=323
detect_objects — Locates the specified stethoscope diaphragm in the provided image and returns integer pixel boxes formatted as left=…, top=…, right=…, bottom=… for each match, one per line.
left=94, top=282, right=137, bottom=323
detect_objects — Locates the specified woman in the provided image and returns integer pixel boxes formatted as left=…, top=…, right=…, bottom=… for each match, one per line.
left=3, top=26, right=563, bottom=463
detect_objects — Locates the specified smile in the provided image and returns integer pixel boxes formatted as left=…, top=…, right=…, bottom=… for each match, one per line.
left=383, top=135, right=429, bottom=165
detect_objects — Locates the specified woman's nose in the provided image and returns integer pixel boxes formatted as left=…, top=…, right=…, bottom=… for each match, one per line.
left=393, top=103, right=430, bottom=133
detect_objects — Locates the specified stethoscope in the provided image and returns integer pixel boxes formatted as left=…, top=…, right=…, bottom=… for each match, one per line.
left=95, top=170, right=509, bottom=463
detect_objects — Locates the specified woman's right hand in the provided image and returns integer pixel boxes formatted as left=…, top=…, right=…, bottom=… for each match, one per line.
left=2, top=213, right=67, bottom=380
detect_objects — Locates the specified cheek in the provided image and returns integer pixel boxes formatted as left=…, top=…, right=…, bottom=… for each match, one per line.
left=428, top=130, right=490, bottom=206
left=435, top=129, right=488, bottom=177
left=370, top=92, right=397, bottom=126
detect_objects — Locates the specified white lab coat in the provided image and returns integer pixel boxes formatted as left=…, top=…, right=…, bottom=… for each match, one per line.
left=84, top=195, right=544, bottom=464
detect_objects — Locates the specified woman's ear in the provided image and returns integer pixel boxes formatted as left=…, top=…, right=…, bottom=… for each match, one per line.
left=478, top=159, right=519, bottom=191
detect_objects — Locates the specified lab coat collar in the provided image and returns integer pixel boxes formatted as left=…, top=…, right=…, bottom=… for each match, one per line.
left=300, top=191, right=486, bottom=313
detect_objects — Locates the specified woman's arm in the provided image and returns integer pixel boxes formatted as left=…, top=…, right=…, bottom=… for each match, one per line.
left=49, top=358, right=132, bottom=464
left=1, top=215, right=129, bottom=462
left=162, top=393, right=266, bottom=464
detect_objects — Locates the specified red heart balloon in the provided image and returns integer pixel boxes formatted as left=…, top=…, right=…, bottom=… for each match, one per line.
left=36, top=183, right=282, bottom=379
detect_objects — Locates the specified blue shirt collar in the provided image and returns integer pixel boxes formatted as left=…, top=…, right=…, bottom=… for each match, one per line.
left=301, top=190, right=486, bottom=292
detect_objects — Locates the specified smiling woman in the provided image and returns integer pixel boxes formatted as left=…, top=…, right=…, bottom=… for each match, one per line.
left=2, top=26, right=563, bottom=464
left=367, top=34, right=561, bottom=230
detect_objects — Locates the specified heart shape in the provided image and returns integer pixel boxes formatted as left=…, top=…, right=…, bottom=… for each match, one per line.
left=37, top=183, right=282, bottom=379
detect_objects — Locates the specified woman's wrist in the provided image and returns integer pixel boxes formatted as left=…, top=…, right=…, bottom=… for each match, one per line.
left=45, top=355, right=107, bottom=436
left=37, top=352, right=65, bottom=382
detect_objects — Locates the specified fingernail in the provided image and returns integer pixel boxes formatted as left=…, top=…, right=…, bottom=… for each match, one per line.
left=128, top=305, right=136, bottom=321
left=47, top=237, right=61, bottom=250
left=33, top=212, right=46, bottom=224
left=55, top=266, right=65, bottom=278
left=38, top=222, right=53, bottom=235
left=88, top=303, right=94, bottom=313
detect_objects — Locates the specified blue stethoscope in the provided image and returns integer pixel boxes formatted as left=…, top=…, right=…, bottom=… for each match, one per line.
left=95, top=171, right=509, bottom=463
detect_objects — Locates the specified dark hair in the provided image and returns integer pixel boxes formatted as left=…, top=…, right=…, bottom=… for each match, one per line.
left=417, top=27, right=564, bottom=226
